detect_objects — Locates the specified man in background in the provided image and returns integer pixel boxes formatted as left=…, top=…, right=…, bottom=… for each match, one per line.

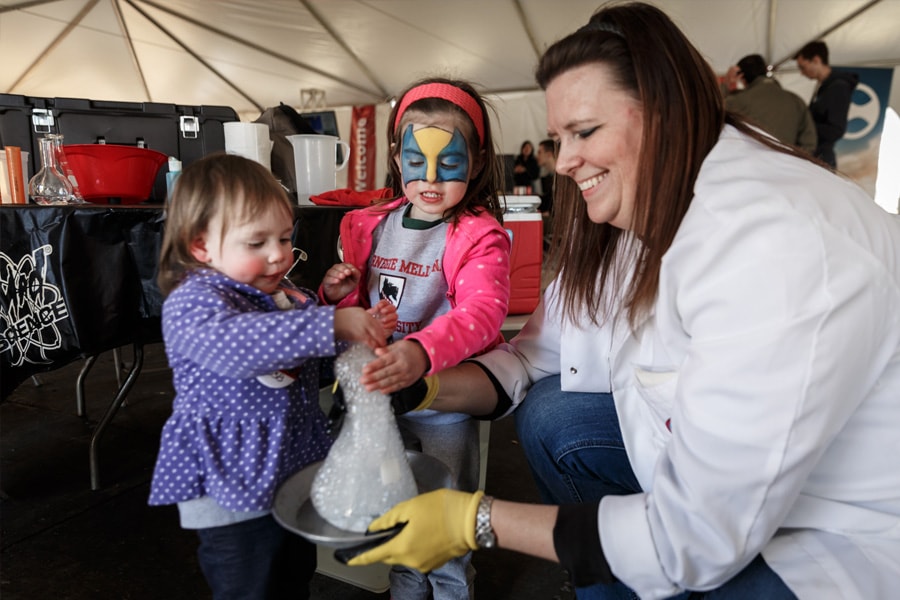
left=722, top=54, right=817, bottom=154
left=795, top=41, right=859, bottom=168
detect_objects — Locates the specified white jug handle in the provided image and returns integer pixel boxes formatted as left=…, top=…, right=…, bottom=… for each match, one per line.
left=336, top=140, right=351, bottom=171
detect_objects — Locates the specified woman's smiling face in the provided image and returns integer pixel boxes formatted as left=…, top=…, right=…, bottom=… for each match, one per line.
left=545, top=62, right=644, bottom=230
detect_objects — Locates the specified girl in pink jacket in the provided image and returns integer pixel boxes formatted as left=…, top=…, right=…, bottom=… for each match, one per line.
left=320, top=77, right=511, bottom=600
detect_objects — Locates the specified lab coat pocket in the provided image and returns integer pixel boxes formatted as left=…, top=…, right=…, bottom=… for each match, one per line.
left=633, top=366, right=678, bottom=439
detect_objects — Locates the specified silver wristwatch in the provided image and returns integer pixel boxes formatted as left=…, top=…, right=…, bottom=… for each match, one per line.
left=475, top=494, right=496, bottom=549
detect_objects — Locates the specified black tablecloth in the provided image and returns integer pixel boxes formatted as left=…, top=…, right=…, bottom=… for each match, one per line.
left=1, top=203, right=349, bottom=400
left=1, top=205, right=166, bottom=398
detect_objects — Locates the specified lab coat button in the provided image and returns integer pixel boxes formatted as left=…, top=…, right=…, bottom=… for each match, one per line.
left=569, top=367, right=577, bottom=374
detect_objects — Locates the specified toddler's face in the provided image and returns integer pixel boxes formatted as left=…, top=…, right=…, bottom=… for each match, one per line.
left=191, top=204, right=294, bottom=294
left=395, top=111, right=474, bottom=221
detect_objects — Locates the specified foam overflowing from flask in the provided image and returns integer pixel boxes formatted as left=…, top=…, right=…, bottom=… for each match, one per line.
left=310, top=343, right=417, bottom=532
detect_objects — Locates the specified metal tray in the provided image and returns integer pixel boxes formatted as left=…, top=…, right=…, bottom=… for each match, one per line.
left=273, top=450, right=452, bottom=548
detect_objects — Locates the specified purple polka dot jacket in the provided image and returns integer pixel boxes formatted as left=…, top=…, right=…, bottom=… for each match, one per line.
left=149, top=269, right=336, bottom=511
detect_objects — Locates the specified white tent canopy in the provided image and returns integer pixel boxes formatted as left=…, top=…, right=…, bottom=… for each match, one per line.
left=3, top=0, right=899, bottom=190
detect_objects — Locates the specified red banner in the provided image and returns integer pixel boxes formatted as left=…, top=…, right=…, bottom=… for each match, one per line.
left=348, top=105, right=377, bottom=191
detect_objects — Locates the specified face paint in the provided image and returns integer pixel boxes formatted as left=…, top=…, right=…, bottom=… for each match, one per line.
left=400, top=124, right=470, bottom=185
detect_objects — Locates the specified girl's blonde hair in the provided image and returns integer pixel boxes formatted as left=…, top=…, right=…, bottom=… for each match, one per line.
left=157, top=152, right=293, bottom=295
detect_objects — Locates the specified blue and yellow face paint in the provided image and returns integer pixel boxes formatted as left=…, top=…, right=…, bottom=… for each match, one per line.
left=400, top=124, right=470, bottom=185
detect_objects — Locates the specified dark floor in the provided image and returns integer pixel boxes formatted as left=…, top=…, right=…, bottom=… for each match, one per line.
left=1, top=341, right=575, bottom=599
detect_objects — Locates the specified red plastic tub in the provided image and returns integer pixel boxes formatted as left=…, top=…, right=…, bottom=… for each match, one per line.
left=63, top=144, right=167, bottom=204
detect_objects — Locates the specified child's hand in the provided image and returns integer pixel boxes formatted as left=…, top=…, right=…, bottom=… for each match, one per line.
left=334, top=307, right=391, bottom=349
left=359, top=339, right=429, bottom=394
left=322, top=262, right=361, bottom=303
left=367, top=299, right=398, bottom=337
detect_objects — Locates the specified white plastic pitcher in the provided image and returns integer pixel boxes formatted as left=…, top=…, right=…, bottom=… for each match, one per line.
left=287, top=134, right=350, bottom=205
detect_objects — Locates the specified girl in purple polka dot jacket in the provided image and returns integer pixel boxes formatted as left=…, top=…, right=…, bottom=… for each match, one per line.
left=148, top=153, right=396, bottom=600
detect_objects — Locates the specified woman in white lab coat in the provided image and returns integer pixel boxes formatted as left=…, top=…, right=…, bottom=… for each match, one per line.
left=348, top=3, right=900, bottom=599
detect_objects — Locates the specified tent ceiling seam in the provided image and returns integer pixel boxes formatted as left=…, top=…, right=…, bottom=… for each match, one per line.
left=300, top=0, right=389, bottom=102
left=512, top=0, right=542, bottom=61
left=9, top=0, right=100, bottom=91
left=124, top=0, right=263, bottom=111
left=0, top=0, right=57, bottom=14
left=136, top=0, right=383, bottom=102
left=112, top=0, right=151, bottom=101
left=773, top=0, right=884, bottom=68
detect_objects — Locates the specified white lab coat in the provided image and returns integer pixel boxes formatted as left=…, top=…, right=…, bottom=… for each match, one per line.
left=475, top=125, right=900, bottom=599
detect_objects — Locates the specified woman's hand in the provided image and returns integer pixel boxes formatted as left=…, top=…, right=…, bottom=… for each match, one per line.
left=322, top=262, right=361, bottom=303
left=334, top=307, right=391, bottom=349
left=360, top=339, right=429, bottom=393
left=345, top=489, right=482, bottom=572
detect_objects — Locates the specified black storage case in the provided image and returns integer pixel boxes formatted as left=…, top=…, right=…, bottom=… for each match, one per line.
left=0, top=93, right=238, bottom=203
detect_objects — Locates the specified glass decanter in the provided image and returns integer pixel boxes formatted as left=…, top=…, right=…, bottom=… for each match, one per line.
left=310, top=343, right=418, bottom=532
left=29, top=135, right=73, bottom=205
left=49, top=134, right=85, bottom=203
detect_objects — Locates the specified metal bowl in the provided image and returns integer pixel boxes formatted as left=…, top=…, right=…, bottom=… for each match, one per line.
left=273, top=450, right=452, bottom=548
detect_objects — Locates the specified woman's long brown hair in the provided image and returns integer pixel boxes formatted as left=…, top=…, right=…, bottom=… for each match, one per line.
left=538, top=1, right=820, bottom=329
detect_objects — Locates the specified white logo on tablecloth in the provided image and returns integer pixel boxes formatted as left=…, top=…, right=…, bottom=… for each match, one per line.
left=0, top=245, right=70, bottom=366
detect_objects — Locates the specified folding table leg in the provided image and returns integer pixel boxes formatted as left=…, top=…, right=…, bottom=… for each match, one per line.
left=76, top=354, right=99, bottom=418
left=89, top=343, right=144, bottom=490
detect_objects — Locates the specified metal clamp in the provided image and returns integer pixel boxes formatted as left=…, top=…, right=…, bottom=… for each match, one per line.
left=31, top=108, right=55, bottom=134
left=179, top=115, right=199, bottom=139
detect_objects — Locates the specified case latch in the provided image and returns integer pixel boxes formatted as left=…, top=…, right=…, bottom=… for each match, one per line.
left=31, top=108, right=55, bottom=134
left=179, top=115, right=199, bottom=139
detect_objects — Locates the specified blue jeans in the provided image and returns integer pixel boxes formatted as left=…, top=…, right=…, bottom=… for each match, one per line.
left=391, top=418, right=479, bottom=599
left=196, top=514, right=316, bottom=600
left=514, top=376, right=796, bottom=600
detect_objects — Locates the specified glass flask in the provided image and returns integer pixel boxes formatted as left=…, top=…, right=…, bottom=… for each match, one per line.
left=29, top=135, right=73, bottom=205
left=48, top=134, right=85, bottom=203
left=310, top=343, right=418, bottom=532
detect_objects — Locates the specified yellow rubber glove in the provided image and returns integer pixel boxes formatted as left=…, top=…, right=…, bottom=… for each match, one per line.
left=347, top=489, right=483, bottom=572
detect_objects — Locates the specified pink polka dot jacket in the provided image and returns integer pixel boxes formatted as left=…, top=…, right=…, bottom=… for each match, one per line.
left=323, top=197, right=512, bottom=374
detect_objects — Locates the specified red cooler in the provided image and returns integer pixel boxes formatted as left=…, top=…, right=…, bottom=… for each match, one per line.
left=503, top=197, right=543, bottom=315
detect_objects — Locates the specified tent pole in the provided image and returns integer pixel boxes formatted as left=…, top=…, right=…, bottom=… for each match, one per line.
left=765, top=0, right=778, bottom=65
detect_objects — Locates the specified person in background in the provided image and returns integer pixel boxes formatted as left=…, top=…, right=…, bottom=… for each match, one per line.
left=536, top=138, right=558, bottom=214
left=512, top=139, right=540, bottom=190
left=349, top=3, right=900, bottom=599
left=319, top=77, right=511, bottom=600
left=148, top=153, right=396, bottom=600
left=722, top=53, right=817, bottom=154
left=795, top=40, right=859, bottom=168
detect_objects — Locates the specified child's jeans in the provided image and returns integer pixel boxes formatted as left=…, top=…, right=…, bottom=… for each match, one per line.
left=196, top=514, right=315, bottom=600
left=393, top=417, right=480, bottom=600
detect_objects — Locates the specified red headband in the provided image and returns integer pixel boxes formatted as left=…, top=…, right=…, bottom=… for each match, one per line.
left=393, top=83, right=485, bottom=145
